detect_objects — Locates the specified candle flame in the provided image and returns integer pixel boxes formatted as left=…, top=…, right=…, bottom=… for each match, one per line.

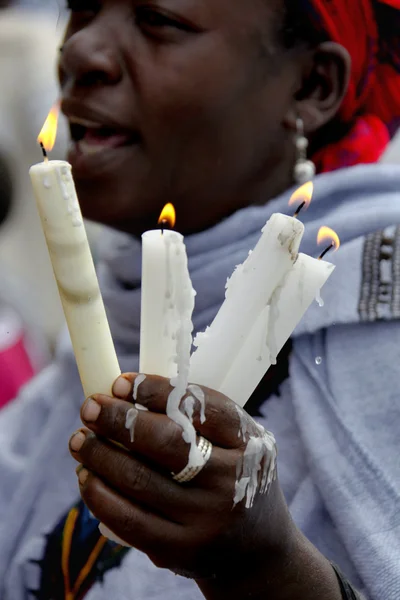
left=158, top=203, right=176, bottom=229
left=38, top=102, right=60, bottom=153
left=288, top=181, right=314, bottom=211
left=317, top=226, right=340, bottom=251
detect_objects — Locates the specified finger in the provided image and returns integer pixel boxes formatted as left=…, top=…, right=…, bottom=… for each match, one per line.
left=69, top=428, right=211, bottom=522
left=80, top=396, right=236, bottom=482
left=77, top=467, right=183, bottom=560
left=112, top=373, right=258, bottom=449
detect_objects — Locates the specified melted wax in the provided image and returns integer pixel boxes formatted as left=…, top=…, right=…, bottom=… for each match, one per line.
left=234, top=425, right=277, bottom=509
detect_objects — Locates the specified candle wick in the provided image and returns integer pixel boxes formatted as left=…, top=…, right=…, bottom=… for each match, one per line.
left=40, top=142, right=49, bottom=163
left=294, top=201, right=306, bottom=219
left=318, top=242, right=335, bottom=261
left=160, top=219, right=168, bottom=235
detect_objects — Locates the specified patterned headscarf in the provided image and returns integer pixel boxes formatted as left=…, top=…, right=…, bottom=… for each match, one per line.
left=306, top=0, right=400, bottom=172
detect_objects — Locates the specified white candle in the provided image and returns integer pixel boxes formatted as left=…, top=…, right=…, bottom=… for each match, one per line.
left=189, top=214, right=304, bottom=391
left=141, top=216, right=204, bottom=466
left=29, top=159, right=120, bottom=398
left=218, top=253, right=334, bottom=406
left=140, top=226, right=189, bottom=377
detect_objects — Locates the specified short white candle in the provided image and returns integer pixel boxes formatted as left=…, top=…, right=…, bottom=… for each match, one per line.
left=189, top=214, right=304, bottom=391
left=29, top=107, right=120, bottom=398
left=218, top=253, right=334, bottom=406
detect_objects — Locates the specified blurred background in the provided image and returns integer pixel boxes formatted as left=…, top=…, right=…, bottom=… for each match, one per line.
left=0, top=0, right=399, bottom=406
left=0, top=0, right=102, bottom=405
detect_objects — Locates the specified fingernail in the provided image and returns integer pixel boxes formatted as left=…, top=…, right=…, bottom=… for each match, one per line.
left=113, top=376, right=132, bottom=398
left=70, top=431, right=86, bottom=452
left=82, top=397, right=101, bottom=422
left=78, top=468, right=89, bottom=486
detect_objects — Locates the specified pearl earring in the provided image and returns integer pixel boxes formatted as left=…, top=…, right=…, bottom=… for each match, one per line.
left=294, top=118, right=316, bottom=184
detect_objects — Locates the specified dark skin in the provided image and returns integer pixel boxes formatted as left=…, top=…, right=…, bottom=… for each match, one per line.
left=59, top=0, right=349, bottom=235
left=71, top=375, right=343, bottom=599
left=62, top=0, right=351, bottom=596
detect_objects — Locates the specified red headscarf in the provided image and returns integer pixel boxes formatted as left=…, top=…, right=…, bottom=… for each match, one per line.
left=307, top=0, right=400, bottom=172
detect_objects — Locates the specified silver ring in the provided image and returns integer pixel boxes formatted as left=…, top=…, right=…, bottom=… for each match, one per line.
left=172, top=436, right=212, bottom=483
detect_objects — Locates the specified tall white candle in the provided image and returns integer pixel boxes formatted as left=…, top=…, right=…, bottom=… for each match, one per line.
left=189, top=214, right=304, bottom=391
left=218, top=253, right=334, bottom=406
left=140, top=217, right=204, bottom=466
left=140, top=227, right=191, bottom=377
left=29, top=159, right=120, bottom=398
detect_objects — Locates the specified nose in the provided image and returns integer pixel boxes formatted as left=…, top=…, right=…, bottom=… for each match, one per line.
left=59, top=22, right=122, bottom=89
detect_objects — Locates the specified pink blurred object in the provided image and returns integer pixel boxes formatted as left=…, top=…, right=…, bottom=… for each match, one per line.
left=0, top=308, right=35, bottom=409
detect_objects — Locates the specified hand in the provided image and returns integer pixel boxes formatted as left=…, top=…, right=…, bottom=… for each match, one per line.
left=69, top=373, right=293, bottom=580
left=69, top=374, right=343, bottom=600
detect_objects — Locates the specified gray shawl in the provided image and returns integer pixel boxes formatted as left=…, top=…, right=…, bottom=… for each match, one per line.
left=1, top=164, right=400, bottom=599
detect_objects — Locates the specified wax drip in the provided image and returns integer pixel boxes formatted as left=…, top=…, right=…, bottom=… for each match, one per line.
left=133, top=373, right=147, bottom=401
left=183, top=396, right=195, bottom=422
left=193, top=326, right=210, bottom=348
left=233, top=425, right=277, bottom=509
left=187, top=384, right=206, bottom=424
left=98, top=523, right=131, bottom=547
left=166, top=237, right=203, bottom=468
left=315, top=289, right=324, bottom=307
left=125, top=407, right=139, bottom=443
left=56, top=165, right=82, bottom=227
left=234, top=405, right=252, bottom=441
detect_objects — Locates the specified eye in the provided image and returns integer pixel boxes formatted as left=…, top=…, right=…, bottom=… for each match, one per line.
left=135, top=5, right=195, bottom=35
left=66, top=0, right=101, bottom=13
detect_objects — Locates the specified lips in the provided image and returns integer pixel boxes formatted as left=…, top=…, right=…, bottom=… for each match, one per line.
left=68, top=117, right=141, bottom=156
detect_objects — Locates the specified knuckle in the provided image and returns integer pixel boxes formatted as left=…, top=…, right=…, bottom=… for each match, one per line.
left=134, top=375, right=170, bottom=408
left=117, top=510, right=136, bottom=538
left=202, top=405, right=221, bottom=430
left=133, top=379, right=156, bottom=406
left=109, top=402, right=128, bottom=434
left=81, top=473, right=100, bottom=506
left=78, top=431, right=97, bottom=460
left=156, top=421, right=183, bottom=454
left=126, top=459, right=152, bottom=493
left=80, top=435, right=114, bottom=472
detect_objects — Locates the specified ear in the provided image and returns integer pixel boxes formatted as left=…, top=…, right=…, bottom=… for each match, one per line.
left=284, top=42, right=351, bottom=134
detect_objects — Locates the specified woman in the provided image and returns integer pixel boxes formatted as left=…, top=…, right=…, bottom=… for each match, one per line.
left=0, top=0, right=399, bottom=598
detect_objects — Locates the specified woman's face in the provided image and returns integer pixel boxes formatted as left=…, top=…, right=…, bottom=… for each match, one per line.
left=60, top=0, right=298, bottom=234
